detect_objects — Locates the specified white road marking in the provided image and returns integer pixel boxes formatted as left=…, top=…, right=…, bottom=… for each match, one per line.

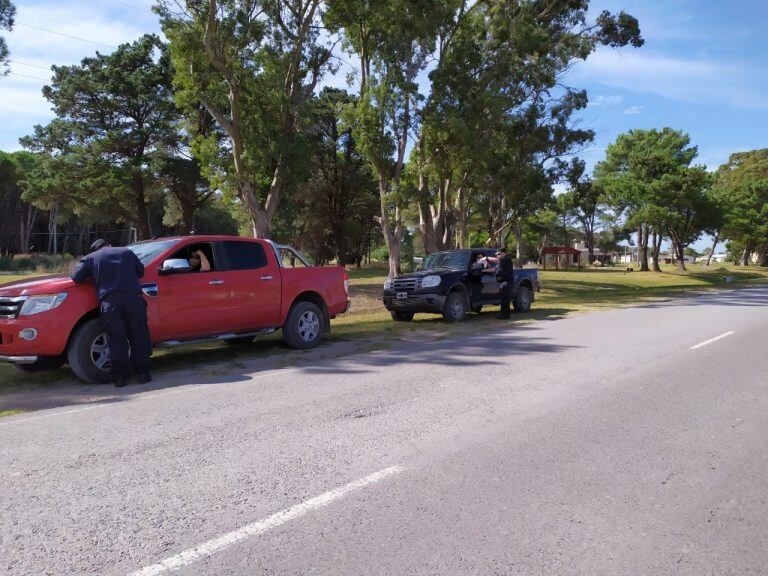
left=690, top=331, right=735, bottom=350
left=127, top=465, right=405, bottom=576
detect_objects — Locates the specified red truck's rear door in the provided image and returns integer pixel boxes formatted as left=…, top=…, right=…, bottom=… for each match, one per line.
left=219, top=240, right=282, bottom=330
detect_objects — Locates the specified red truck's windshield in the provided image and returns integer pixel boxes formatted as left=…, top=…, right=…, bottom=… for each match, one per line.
left=128, top=239, right=180, bottom=265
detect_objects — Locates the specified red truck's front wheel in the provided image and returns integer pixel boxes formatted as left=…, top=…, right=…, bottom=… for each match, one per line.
left=67, top=319, right=114, bottom=384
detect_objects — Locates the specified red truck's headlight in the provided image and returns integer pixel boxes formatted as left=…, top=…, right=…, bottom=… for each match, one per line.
left=19, top=293, right=68, bottom=316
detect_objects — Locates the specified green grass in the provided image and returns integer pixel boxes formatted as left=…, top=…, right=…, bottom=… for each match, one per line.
left=0, top=273, right=37, bottom=286
left=1, top=263, right=767, bottom=399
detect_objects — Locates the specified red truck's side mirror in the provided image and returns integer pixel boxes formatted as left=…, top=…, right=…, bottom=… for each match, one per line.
left=159, top=258, right=192, bottom=275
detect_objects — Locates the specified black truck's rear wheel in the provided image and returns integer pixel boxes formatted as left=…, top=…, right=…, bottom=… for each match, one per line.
left=513, top=285, right=533, bottom=313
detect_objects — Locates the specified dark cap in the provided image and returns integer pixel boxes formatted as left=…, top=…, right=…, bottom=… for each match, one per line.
left=495, top=246, right=508, bottom=255
left=89, top=239, right=108, bottom=252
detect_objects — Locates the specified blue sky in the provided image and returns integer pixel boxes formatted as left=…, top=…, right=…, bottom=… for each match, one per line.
left=2, top=0, right=766, bottom=173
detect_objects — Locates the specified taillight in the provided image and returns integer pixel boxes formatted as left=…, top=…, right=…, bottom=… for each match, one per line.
left=343, top=270, right=350, bottom=295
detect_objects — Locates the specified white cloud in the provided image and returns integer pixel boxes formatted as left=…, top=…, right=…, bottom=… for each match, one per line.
left=572, top=49, right=768, bottom=110
left=589, top=94, right=624, bottom=107
left=622, top=106, right=645, bottom=115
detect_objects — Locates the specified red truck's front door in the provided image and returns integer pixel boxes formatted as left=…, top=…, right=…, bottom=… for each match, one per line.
left=153, top=242, right=234, bottom=340
left=219, top=240, right=282, bottom=330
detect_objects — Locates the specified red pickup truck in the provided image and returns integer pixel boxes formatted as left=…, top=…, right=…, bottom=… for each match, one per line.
left=0, top=236, right=350, bottom=383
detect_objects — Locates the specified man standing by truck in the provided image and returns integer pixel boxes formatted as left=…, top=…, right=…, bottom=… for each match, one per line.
left=484, top=246, right=515, bottom=319
left=71, top=239, right=152, bottom=387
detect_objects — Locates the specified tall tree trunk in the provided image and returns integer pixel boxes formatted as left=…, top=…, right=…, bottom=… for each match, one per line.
left=705, top=232, right=720, bottom=266
left=673, top=239, right=686, bottom=271
left=651, top=230, right=662, bottom=272
left=132, top=171, right=151, bottom=240
left=638, top=225, right=649, bottom=271
left=378, top=177, right=403, bottom=278
left=742, top=243, right=752, bottom=266
left=515, top=221, right=524, bottom=260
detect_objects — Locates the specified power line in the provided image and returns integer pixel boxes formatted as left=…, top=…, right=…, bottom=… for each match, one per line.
left=15, top=22, right=118, bottom=49
left=9, top=59, right=51, bottom=71
left=103, top=0, right=153, bottom=13
left=8, top=71, right=49, bottom=81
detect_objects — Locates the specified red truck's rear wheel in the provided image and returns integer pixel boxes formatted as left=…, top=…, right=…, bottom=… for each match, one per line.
left=283, top=301, right=325, bottom=349
left=67, top=319, right=114, bottom=384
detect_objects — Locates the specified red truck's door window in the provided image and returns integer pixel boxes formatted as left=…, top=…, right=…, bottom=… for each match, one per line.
left=220, top=240, right=282, bottom=330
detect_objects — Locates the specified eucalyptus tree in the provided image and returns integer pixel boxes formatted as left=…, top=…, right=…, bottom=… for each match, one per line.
left=416, top=1, right=642, bottom=256
left=324, top=0, right=451, bottom=275
left=157, top=0, right=332, bottom=238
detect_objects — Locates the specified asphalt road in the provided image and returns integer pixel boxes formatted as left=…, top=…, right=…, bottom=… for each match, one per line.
left=2, top=286, right=767, bottom=576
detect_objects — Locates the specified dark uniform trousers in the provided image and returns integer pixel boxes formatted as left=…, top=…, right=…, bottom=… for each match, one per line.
left=497, top=256, right=515, bottom=318
left=100, top=292, right=152, bottom=375
left=499, top=280, right=511, bottom=318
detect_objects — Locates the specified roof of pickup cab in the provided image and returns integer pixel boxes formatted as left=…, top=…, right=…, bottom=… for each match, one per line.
left=133, top=235, right=268, bottom=243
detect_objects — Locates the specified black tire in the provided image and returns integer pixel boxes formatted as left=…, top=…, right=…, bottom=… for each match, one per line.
left=390, top=311, right=414, bottom=322
left=513, top=285, right=533, bottom=313
left=442, top=291, right=467, bottom=322
left=224, top=336, right=255, bottom=346
left=66, top=318, right=113, bottom=384
left=15, top=355, right=65, bottom=373
left=471, top=305, right=483, bottom=314
left=283, top=301, right=325, bottom=350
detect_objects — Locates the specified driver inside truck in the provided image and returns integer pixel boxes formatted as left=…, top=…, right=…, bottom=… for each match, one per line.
left=188, top=249, right=211, bottom=272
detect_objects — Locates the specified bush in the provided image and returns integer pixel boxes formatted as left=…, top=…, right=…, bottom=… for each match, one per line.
left=370, top=244, right=389, bottom=262
left=0, top=253, right=77, bottom=273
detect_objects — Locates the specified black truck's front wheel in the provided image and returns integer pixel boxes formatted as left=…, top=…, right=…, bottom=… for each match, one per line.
left=390, top=311, right=414, bottom=322
left=513, top=285, right=533, bottom=313
left=443, top=292, right=467, bottom=322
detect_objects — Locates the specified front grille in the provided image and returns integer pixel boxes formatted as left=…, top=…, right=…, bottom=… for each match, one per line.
left=390, top=297, right=422, bottom=307
left=0, top=297, right=25, bottom=319
left=392, top=277, right=422, bottom=291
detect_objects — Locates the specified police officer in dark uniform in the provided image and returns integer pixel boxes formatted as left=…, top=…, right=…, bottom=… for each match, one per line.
left=71, top=239, right=152, bottom=387
left=485, top=246, right=515, bottom=319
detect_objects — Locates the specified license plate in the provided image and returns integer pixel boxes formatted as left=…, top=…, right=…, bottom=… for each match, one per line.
left=396, top=292, right=408, bottom=299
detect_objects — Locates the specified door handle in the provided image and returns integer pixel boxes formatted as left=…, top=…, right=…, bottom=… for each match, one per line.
left=209, top=280, right=225, bottom=285
left=260, top=275, right=274, bottom=281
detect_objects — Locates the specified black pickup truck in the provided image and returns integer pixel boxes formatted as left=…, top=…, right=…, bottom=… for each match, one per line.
left=382, top=248, right=540, bottom=322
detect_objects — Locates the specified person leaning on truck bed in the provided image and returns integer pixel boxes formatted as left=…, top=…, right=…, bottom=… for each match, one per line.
left=483, top=246, right=515, bottom=319
left=71, top=239, right=152, bottom=387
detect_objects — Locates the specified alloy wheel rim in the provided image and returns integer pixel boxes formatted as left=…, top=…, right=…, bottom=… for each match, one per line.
left=91, top=333, right=111, bottom=371
left=298, top=311, right=320, bottom=341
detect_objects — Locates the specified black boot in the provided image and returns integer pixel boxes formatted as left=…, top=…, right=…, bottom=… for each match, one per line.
left=113, top=375, right=127, bottom=388
left=138, top=372, right=152, bottom=384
